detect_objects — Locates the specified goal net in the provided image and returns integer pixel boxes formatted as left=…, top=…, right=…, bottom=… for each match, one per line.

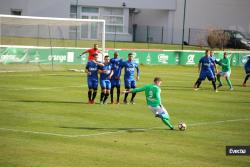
left=0, top=14, right=105, bottom=67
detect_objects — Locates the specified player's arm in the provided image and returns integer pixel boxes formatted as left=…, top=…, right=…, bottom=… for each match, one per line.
left=213, top=61, right=218, bottom=73
left=123, top=85, right=146, bottom=94
left=109, top=70, right=114, bottom=79
left=198, top=62, right=201, bottom=73
left=80, top=49, right=89, bottom=57
left=93, top=60, right=104, bottom=66
left=85, top=63, right=91, bottom=75
left=135, top=64, right=140, bottom=81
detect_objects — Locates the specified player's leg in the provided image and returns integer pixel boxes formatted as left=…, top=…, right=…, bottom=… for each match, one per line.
left=103, top=81, right=111, bottom=103
left=194, top=72, right=205, bottom=90
left=243, top=72, right=250, bottom=87
left=110, top=86, right=115, bottom=104
left=87, top=78, right=93, bottom=104
left=217, top=72, right=223, bottom=87
left=208, top=71, right=217, bottom=91
left=100, top=80, right=106, bottom=104
left=91, top=79, right=98, bottom=104
left=116, top=85, right=121, bottom=104
left=149, top=106, right=174, bottom=130
left=130, top=80, right=136, bottom=104
left=123, top=80, right=130, bottom=104
left=225, top=72, right=233, bottom=90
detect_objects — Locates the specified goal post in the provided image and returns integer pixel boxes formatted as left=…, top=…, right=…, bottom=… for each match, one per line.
left=0, top=14, right=106, bottom=56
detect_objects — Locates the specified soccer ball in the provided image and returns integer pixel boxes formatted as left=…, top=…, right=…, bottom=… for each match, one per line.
left=178, top=122, right=187, bottom=131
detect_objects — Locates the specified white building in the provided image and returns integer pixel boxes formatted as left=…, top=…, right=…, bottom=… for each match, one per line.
left=0, top=0, right=250, bottom=44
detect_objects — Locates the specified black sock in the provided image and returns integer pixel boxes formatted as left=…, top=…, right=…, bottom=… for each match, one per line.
left=124, top=93, right=128, bottom=102
left=131, top=93, right=136, bottom=101
left=103, top=93, right=109, bottom=103
left=197, top=80, right=202, bottom=88
left=110, top=87, right=114, bottom=103
left=92, top=90, right=97, bottom=101
left=88, top=90, right=92, bottom=101
left=100, top=92, right=105, bottom=102
left=117, top=87, right=120, bottom=102
left=212, top=80, right=216, bottom=90
left=244, top=75, right=249, bottom=84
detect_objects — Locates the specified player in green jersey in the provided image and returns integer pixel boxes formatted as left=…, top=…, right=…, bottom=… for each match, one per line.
left=123, top=77, right=174, bottom=130
left=217, top=52, right=233, bottom=90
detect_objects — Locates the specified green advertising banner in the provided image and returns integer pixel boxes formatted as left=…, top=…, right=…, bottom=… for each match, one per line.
left=1, top=46, right=250, bottom=66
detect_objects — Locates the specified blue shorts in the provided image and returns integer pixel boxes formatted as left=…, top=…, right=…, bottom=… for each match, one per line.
left=111, top=79, right=121, bottom=87
left=87, top=77, right=98, bottom=89
left=245, top=67, right=250, bottom=74
left=199, top=70, right=215, bottom=81
left=100, top=80, right=111, bottom=89
left=124, top=79, right=136, bottom=89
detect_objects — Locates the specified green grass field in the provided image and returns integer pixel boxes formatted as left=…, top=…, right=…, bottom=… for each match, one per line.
left=0, top=65, right=249, bottom=167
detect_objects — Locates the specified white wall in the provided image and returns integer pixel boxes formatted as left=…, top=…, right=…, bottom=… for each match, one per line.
left=71, top=0, right=176, bottom=10
left=0, top=0, right=70, bottom=18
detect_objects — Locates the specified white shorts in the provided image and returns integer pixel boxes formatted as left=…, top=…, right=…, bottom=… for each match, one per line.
left=219, top=71, right=231, bottom=77
left=148, top=105, right=169, bottom=116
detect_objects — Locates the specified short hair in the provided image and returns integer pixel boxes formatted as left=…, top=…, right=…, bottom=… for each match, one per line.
left=154, top=77, right=162, bottom=82
left=205, top=49, right=210, bottom=54
left=128, top=53, right=133, bottom=56
left=104, top=55, right=109, bottom=59
left=93, top=53, right=98, bottom=57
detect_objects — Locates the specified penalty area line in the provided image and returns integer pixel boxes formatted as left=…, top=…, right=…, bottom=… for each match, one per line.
left=0, top=118, right=249, bottom=138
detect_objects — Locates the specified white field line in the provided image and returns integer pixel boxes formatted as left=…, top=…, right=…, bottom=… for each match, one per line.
left=0, top=118, right=249, bottom=138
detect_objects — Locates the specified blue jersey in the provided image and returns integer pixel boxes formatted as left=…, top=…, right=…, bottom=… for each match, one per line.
left=199, top=56, right=214, bottom=71
left=99, top=63, right=113, bottom=80
left=245, top=58, right=250, bottom=72
left=85, top=61, right=100, bottom=79
left=121, top=60, right=139, bottom=80
left=110, top=58, right=122, bottom=78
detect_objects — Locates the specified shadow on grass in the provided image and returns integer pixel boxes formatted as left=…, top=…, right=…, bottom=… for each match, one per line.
left=59, top=126, right=171, bottom=133
left=0, top=99, right=88, bottom=104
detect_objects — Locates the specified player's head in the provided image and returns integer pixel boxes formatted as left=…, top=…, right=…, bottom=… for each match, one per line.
left=104, top=55, right=110, bottom=63
left=114, top=52, right=119, bottom=58
left=154, top=77, right=162, bottom=86
left=93, top=53, right=98, bottom=60
left=205, top=49, right=210, bottom=56
left=94, top=44, right=98, bottom=50
left=128, top=53, right=134, bottom=61
left=224, top=52, right=228, bottom=58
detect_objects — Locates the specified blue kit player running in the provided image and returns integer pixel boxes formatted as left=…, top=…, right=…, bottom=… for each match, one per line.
left=98, top=55, right=113, bottom=104
left=110, top=52, right=123, bottom=104
left=85, top=54, right=103, bottom=104
left=193, top=49, right=217, bottom=92
left=120, top=53, right=140, bottom=104
left=243, top=56, right=250, bottom=87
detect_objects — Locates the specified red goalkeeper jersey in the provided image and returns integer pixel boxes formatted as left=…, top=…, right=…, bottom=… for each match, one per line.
left=86, top=48, right=101, bottom=61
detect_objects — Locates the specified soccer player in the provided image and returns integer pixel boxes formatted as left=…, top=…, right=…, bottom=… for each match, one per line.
left=210, top=50, right=217, bottom=77
left=98, top=55, right=113, bottom=104
left=110, top=52, right=123, bottom=104
left=85, top=54, right=103, bottom=104
left=80, top=44, right=101, bottom=61
left=193, top=49, right=218, bottom=92
left=217, top=52, right=233, bottom=90
left=243, top=56, right=250, bottom=87
left=123, top=77, right=174, bottom=130
left=120, top=53, right=140, bottom=104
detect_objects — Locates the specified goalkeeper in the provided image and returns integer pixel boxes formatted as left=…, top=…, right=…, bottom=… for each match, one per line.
left=123, top=77, right=174, bottom=130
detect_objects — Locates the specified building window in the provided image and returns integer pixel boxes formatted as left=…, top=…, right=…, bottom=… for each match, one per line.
left=102, top=8, right=124, bottom=33
left=70, top=5, right=77, bottom=18
left=11, top=9, right=22, bottom=15
left=82, top=7, right=99, bottom=14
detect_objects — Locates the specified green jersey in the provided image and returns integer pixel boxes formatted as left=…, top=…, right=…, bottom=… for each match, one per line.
left=131, top=84, right=161, bottom=107
left=219, top=57, right=231, bottom=72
